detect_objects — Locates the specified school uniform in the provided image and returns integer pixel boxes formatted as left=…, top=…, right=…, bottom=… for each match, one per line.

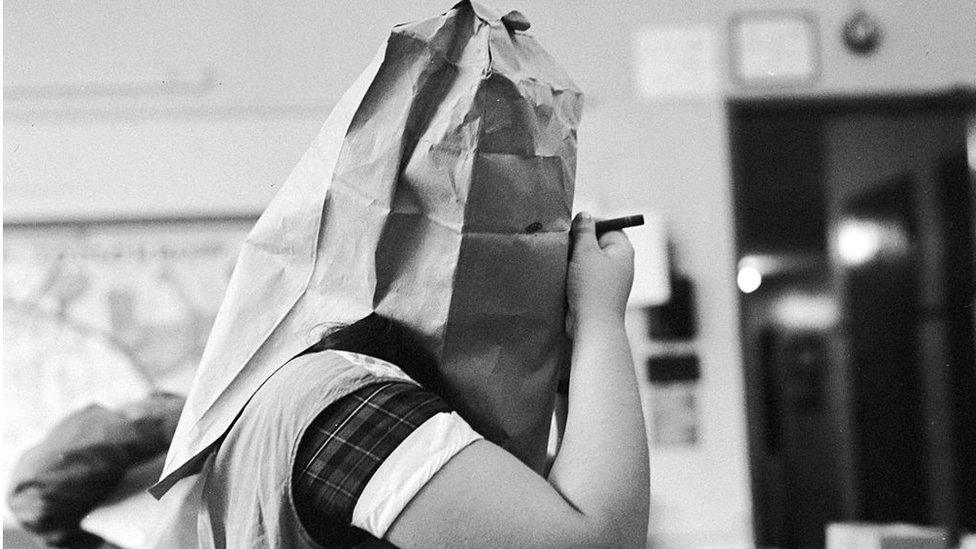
left=154, top=350, right=481, bottom=548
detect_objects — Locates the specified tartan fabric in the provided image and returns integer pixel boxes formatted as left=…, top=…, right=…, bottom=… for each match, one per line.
left=292, top=380, right=451, bottom=547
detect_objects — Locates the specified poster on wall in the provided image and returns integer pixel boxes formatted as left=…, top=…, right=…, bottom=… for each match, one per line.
left=1, top=216, right=254, bottom=508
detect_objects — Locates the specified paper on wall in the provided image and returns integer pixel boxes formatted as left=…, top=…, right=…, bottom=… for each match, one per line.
left=632, top=26, right=721, bottom=100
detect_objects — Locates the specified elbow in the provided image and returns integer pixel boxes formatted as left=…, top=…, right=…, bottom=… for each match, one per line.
left=601, top=467, right=649, bottom=547
left=619, top=516, right=650, bottom=549
left=579, top=508, right=649, bottom=549
left=609, top=513, right=650, bottom=549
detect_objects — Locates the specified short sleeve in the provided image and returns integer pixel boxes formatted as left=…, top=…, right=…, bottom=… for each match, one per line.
left=292, top=381, right=482, bottom=545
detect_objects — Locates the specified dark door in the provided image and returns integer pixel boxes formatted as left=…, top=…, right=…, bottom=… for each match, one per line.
left=730, top=92, right=976, bottom=548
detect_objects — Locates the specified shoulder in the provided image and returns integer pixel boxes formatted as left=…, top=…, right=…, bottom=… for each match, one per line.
left=292, top=375, right=482, bottom=543
left=288, top=349, right=417, bottom=386
left=231, top=350, right=422, bottom=453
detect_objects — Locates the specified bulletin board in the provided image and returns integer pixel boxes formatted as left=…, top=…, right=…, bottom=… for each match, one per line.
left=2, top=215, right=255, bottom=512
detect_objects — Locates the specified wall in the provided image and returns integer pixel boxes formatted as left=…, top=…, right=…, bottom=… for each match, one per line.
left=527, top=1, right=974, bottom=546
left=5, top=1, right=976, bottom=547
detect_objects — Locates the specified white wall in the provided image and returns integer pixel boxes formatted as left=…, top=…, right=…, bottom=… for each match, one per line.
left=5, top=1, right=976, bottom=547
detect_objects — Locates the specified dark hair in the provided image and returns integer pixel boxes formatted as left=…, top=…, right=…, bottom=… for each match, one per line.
left=301, top=313, right=443, bottom=394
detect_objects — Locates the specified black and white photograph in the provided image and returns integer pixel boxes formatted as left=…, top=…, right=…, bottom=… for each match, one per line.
left=3, top=2, right=975, bottom=548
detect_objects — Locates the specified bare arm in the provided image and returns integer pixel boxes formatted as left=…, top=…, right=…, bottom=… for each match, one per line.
left=548, top=216, right=649, bottom=544
left=384, top=213, right=649, bottom=548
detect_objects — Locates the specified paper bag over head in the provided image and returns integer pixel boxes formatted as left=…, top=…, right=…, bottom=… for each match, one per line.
left=152, top=1, right=583, bottom=497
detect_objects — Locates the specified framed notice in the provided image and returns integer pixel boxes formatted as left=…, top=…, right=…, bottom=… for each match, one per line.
left=730, top=11, right=820, bottom=87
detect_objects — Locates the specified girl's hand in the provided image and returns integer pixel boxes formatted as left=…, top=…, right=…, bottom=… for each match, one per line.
left=565, top=212, right=634, bottom=336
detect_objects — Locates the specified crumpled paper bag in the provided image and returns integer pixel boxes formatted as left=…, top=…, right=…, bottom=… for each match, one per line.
left=152, top=0, right=582, bottom=496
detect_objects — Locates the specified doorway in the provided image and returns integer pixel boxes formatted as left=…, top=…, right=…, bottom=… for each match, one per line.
left=729, top=91, right=976, bottom=548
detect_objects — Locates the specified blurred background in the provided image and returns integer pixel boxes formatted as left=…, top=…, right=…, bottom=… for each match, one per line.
left=4, top=1, right=975, bottom=547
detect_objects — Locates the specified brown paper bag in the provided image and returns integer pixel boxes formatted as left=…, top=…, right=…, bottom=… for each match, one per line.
left=153, top=1, right=582, bottom=495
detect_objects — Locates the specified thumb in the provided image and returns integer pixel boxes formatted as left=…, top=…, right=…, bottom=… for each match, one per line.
left=571, top=212, right=598, bottom=250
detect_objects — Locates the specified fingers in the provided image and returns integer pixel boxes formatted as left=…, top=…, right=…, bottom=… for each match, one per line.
left=573, top=212, right=635, bottom=254
left=597, top=228, right=631, bottom=250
